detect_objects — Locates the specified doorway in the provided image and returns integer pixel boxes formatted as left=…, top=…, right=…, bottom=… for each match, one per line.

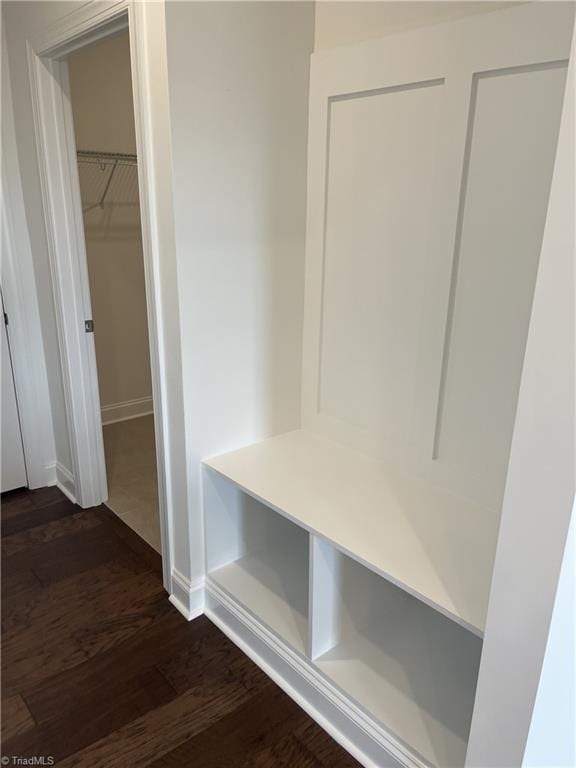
left=27, top=3, right=175, bottom=592
left=66, top=33, right=160, bottom=552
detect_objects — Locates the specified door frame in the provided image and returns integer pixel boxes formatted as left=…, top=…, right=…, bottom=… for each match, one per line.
left=27, top=0, right=174, bottom=588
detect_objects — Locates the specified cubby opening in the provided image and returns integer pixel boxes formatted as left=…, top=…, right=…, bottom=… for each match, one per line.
left=204, top=468, right=309, bottom=654
left=311, top=541, right=482, bottom=768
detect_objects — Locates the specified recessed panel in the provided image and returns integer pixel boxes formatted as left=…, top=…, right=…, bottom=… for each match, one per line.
left=434, top=64, right=567, bottom=510
left=318, top=81, right=444, bottom=447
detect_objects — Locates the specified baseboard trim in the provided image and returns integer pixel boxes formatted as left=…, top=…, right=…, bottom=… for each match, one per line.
left=45, top=461, right=76, bottom=503
left=205, top=580, right=425, bottom=768
left=169, top=570, right=204, bottom=621
left=101, top=396, right=153, bottom=426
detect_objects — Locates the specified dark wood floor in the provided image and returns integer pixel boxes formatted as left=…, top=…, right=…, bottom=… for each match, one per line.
left=1, top=487, right=359, bottom=767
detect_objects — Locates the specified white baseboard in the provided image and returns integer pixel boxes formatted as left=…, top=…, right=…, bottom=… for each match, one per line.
left=169, top=569, right=205, bottom=621
left=45, top=460, right=76, bottom=503
left=101, top=396, right=153, bottom=425
left=205, top=580, right=424, bottom=768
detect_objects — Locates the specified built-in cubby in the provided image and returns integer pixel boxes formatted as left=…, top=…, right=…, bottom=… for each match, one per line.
left=310, top=538, right=482, bottom=768
left=203, top=452, right=484, bottom=767
left=204, top=469, right=309, bottom=654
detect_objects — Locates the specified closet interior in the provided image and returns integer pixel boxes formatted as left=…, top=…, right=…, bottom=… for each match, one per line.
left=69, top=34, right=161, bottom=553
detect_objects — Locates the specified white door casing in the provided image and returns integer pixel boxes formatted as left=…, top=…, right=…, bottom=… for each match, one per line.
left=28, top=47, right=107, bottom=509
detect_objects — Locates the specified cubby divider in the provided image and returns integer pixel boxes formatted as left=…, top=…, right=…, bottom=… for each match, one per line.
left=309, top=535, right=341, bottom=660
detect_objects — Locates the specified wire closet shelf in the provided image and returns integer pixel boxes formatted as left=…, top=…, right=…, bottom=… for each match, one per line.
left=76, top=149, right=138, bottom=213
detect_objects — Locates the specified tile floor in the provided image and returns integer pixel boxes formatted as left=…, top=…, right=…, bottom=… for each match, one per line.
left=102, top=414, right=161, bottom=552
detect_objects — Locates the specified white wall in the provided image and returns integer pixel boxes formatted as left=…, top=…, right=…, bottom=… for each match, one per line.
left=164, top=0, right=314, bottom=583
left=68, top=32, right=153, bottom=418
left=315, top=1, right=518, bottom=50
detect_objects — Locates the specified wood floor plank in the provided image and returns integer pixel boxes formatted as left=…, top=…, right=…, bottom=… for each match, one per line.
left=31, top=526, right=147, bottom=587
left=2, top=509, right=102, bottom=558
left=2, top=557, right=155, bottom=635
left=58, top=678, right=271, bottom=767
left=2, top=668, right=176, bottom=764
left=156, top=619, right=270, bottom=697
left=1, top=516, right=122, bottom=588
left=293, top=719, right=361, bottom=767
left=3, top=567, right=163, bottom=646
left=147, top=684, right=306, bottom=768
left=1, top=567, right=41, bottom=607
left=23, top=606, right=194, bottom=723
left=72, top=589, right=169, bottom=658
left=1, top=631, right=87, bottom=700
left=1, top=574, right=166, bottom=696
left=241, top=732, right=322, bottom=768
left=240, top=719, right=359, bottom=768
left=1, top=486, right=63, bottom=519
left=1, top=497, right=80, bottom=537
left=1, top=694, right=35, bottom=742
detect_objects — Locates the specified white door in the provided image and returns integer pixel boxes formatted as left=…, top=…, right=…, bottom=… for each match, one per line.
left=1, top=298, right=27, bottom=492
left=302, top=2, right=574, bottom=514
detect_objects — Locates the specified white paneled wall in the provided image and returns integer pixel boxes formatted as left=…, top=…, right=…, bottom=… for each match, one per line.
left=302, top=5, right=570, bottom=514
